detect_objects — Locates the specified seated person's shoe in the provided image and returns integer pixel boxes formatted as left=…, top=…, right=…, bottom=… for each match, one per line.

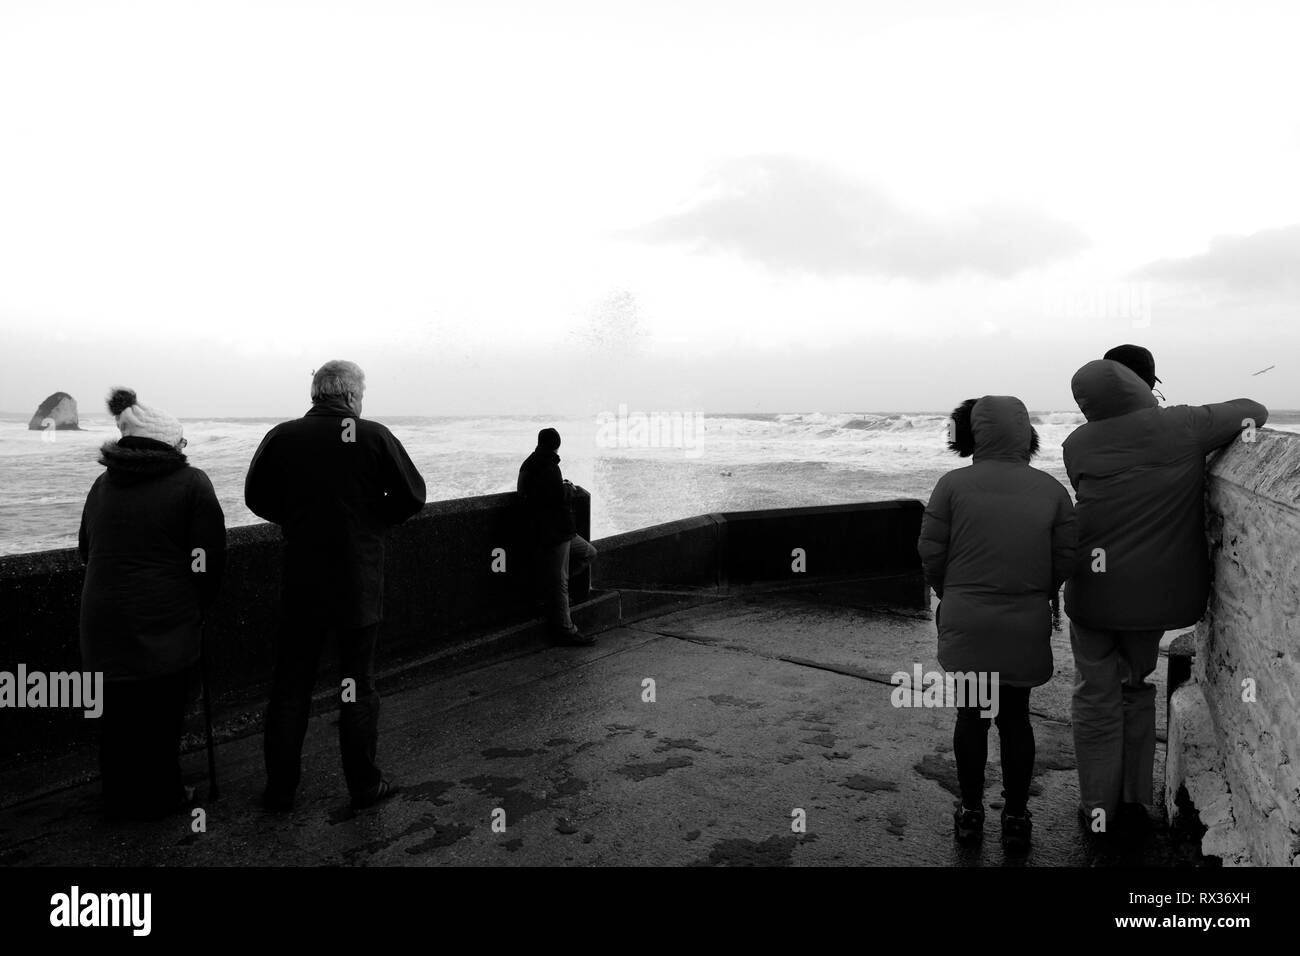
left=1001, top=808, right=1032, bottom=852
left=351, top=778, right=399, bottom=810
left=953, top=804, right=985, bottom=844
left=548, top=626, right=595, bottom=646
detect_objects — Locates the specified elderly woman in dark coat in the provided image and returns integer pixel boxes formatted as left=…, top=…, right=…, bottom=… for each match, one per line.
left=79, top=388, right=226, bottom=820
left=918, top=395, right=1076, bottom=851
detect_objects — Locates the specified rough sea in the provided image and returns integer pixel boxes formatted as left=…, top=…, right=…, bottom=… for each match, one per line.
left=4, top=409, right=1297, bottom=557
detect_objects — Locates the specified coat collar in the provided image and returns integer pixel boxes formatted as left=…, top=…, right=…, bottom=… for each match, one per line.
left=306, top=399, right=356, bottom=418
left=98, top=437, right=188, bottom=478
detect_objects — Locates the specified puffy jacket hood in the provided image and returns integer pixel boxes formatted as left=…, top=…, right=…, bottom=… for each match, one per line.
left=1072, top=359, right=1158, bottom=422
left=971, top=395, right=1034, bottom=462
left=98, top=436, right=188, bottom=482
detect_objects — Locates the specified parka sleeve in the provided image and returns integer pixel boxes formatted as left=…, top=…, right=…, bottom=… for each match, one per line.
left=78, top=481, right=95, bottom=564
left=918, top=475, right=952, bottom=598
left=189, top=469, right=227, bottom=613
left=379, top=431, right=427, bottom=526
left=1061, top=437, right=1081, bottom=494
left=1050, top=487, right=1077, bottom=592
left=1188, top=399, right=1269, bottom=454
left=244, top=429, right=284, bottom=524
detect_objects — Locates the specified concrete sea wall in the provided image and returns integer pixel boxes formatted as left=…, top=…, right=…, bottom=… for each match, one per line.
left=0, top=490, right=591, bottom=766
left=1166, top=428, right=1300, bottom=866
left=594, top=500, right=924, bottom=594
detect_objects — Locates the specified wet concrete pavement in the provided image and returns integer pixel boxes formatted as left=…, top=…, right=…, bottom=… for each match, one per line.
left=0, top=582, right=1205, bottom=866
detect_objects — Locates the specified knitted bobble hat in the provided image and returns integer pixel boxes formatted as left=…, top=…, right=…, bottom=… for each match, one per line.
left=106, top=387, right=184, bottom=448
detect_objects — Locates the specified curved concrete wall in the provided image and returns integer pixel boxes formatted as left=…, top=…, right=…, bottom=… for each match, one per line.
left=592, top=501, right=924, bottom=593
left=0, top=494, right=925, bottom=768
left=1167, top=428, right=1300, bottom=865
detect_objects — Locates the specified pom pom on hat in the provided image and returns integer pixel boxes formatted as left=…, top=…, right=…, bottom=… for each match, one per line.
left=107, top=387, right=137, bottom=417
left=106, top=386, right=184, bottom=448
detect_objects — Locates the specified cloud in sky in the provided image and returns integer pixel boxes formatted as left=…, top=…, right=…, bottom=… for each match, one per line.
left=624, top=155, right=1089, bottom=281
left=1133, top=223, right=1300, bottom=292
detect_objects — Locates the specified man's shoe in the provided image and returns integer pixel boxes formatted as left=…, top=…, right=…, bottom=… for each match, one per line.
left=953, top=804, right=985, bottom=844
left=1116, top=802, right=1153, bottom=838
left=351, top=778, right=399, bottom=811
left=261, top=787, right=295, bottom=813
left=549, top=626, right=595, bottom=647
left=1001, top=808, right=1032, bottom=852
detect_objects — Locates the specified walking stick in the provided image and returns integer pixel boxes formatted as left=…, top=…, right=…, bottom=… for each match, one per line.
left=200, top=620, right=219, bottom=800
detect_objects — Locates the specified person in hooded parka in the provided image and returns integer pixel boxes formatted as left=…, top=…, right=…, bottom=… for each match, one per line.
left=918, top=395, right=1076, bottom=851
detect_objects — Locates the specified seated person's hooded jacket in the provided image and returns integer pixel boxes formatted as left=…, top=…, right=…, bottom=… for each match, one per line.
left=517, top=446, right=576, bottom=546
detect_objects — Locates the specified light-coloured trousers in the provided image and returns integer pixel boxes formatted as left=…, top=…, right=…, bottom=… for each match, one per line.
left=1070, top=621, right=1164, bottom=823
left=544, top=534, right=597, bottom=631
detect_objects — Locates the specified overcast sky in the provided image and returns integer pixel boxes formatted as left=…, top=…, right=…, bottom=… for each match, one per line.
left=1, top=0, right=1296, bottom=417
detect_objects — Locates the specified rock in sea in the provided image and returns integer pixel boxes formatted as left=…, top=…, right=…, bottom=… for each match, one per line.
left=27, top=392, right=80, bottom=431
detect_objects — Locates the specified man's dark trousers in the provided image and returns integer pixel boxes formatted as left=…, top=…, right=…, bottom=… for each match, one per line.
left=264, top=616, right=382, bottom=802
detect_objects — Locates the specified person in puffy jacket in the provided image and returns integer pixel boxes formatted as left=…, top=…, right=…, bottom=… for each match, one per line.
left=79, top=387, right=226, bottom=820
left=918, top=395, right=1076, bottom=850
left=1063, top=355, right=1267, bottom=836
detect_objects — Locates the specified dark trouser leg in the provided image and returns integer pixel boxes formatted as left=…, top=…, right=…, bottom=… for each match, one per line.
left=264, top=616, right=327, bottom=800
left=338, top=623, right=382, bottom=798
left=1070, top=621, right=1123, bottom=824
left=994, top=685, right=1034, bottom=814
left=147, top=670, right=189, bottom=812
left=1118, top=630, right=1163, bottom=806
left=953, top=704, right=991, bottom=811
left=101, top=671, right=189, bottom=819
left=544, top=537, right=575, bottom=632
left=100, top=678, right=136, bottom=817
left=568, top=535, right=597, bottom=601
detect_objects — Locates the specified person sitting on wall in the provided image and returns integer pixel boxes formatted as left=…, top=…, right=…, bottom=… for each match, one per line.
left=1064, top=347, right=1268, bottom=840
left=517, top=428, right=597, bottom=646
left=79, top=387, right=227, bottom=821
left=245, top=360, right=426, bottom=812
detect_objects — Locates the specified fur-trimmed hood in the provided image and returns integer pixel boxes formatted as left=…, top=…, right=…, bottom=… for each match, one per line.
left=98, top=436, right=189, bottom=481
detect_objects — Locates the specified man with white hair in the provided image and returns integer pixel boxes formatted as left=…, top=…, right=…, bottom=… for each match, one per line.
left=246, top=360, right=426, bottom=812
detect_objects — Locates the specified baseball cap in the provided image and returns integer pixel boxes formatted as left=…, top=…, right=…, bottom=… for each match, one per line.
left=1103, top=344, right=1161, bottom=388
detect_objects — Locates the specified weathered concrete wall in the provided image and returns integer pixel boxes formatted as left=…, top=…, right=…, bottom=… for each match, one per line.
left=719, top=501, right=922, bottom=587
left=594, top=515, right=724, bottom=590
left=1167, top=428, right=1300, bottom=866
left=592, top=501, right=924, bottom=596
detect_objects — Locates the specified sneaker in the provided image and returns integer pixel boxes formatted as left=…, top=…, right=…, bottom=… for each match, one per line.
left=1001, top=808, right=1032, bottom=852
left=953, top=804, right=985, bottom=844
